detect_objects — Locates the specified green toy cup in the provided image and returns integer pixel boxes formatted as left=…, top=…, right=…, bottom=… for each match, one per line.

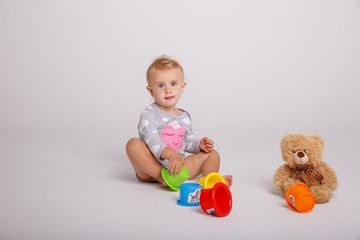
left=161, top=166, right=190, bottom=191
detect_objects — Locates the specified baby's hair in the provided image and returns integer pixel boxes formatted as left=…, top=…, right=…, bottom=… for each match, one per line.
left=146, top=55, right=184, bottom=84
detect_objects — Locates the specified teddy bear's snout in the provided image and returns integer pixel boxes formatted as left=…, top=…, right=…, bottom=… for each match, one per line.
left=297, top=151, right=305, bottom=158
left=293, top=150, right=309, bottom=165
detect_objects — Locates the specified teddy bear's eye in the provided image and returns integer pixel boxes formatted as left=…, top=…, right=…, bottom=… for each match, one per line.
left=304, top=149, right=307, bottom=153
left=292, top=150, right=296, bottom=153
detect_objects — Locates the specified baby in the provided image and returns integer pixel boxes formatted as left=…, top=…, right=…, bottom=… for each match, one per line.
left=126, top=56, right=232, bottom=187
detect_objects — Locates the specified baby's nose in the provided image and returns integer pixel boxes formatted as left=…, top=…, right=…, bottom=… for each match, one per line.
left=165, top=86, right=172, bottom=92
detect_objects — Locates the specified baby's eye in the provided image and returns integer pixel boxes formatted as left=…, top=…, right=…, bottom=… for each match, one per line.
left=158, top=84, right=164, bottom=88
left=167, top=133, right=175, bottom=136
left=178, top=134, right=184, bottom=137
left=171, top=82, right=177, bottom=87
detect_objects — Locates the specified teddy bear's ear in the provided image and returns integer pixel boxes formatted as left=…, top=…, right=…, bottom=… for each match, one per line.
left=280, top=132, right=291, bottom=147
left=280, top=135, right=286, bottom=146
left=312, top=134, right=325, bottom=147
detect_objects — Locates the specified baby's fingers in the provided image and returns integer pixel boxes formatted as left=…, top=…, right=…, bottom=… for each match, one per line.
left=176, top=162, right=184, bottom=175
left=206, top=144, right=214, bottom=150
left=203, top=148, right=210, bottom=153
left=168, top=164, right=175, bottom=175
left=174, top=165, right=180, bottom=175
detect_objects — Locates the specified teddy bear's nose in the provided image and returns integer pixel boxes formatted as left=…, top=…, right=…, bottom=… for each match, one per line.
left=297, top=151, right=305, bottom=158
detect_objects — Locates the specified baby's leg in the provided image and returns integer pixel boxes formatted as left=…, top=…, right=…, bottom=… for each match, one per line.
left=126, top=138, right=166, bottom=186
left=184, top=150, right=220, bottom=179
left=184, top=150, right=232, bottom=187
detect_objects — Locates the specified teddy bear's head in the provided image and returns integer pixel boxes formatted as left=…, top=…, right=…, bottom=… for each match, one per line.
left=280, top=133, right=325, bottom=168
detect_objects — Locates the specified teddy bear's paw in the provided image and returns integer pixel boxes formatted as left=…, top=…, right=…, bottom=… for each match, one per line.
left=310, top=185, right=332, bottom=204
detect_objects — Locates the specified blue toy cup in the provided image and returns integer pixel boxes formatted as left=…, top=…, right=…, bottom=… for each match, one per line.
left=177, top=183, right=201, bottom=207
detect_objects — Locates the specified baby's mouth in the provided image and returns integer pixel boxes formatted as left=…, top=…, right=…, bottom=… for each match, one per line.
left=165, top=96, right=175, bottom=100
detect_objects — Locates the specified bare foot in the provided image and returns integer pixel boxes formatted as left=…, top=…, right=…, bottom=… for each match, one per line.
left=223, top=175, right=233, bottom=187
left=161, top=180, right=168, bottom=187
left=157, top=176, right=168, bottom=187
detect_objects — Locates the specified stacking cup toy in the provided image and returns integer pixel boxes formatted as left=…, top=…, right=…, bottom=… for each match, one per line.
left=200, top=182, right=232, bottom=217
left=161, top=166, right=190, bottom=191
left=285, top=183, right=316, bottom=213
left=177, top=183, right=201, bottom=206
left=198, top=172, right=226, bottom=189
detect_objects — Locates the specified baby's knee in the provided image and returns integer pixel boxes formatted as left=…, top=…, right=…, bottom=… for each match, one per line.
left=210, top=149, right=220, bottom=159
left=126, top=138, right=143, bottom=153
left=203, top=149, right=220, bottom=163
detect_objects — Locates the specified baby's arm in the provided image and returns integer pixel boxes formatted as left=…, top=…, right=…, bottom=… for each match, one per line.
left=138, top=112, right=168, bottom=160
left=184, top=114, right=214, bottom=153
left=160, top=147, right=184, bottom=175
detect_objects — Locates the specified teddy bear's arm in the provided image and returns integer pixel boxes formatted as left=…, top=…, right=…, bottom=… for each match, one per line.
left=273, top=164, right=294, bottom=193
left=318, top=162, right=338, bottom=191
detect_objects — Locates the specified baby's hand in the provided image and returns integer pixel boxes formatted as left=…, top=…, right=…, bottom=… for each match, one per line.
left=168, top=154, right=184, bottom=175
left=199, top=137, right=214, bottom=153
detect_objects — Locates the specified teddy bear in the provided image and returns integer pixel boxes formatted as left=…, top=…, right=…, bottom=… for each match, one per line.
left=273, top=132, right=338, bottom=203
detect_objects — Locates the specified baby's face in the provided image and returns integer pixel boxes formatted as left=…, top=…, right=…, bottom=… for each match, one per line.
left=147, top=68, right=186, bottom=112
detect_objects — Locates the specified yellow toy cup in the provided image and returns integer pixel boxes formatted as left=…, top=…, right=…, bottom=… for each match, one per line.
left=161, top=166, right=190, bottom=191
left=198, top=172, right=226, bottom=189
left=285, top=183, right=316, bottom=213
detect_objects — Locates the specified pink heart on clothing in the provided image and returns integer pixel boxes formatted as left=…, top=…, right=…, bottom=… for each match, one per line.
left=161, top=126, right=186, bottom=152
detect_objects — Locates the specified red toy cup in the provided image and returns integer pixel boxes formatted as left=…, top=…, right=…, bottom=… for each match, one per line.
left=200, top=182, right=232, bottom=217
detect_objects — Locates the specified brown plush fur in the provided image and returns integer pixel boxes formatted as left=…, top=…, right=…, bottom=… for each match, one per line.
left=273, top=133, right=338, bottom=203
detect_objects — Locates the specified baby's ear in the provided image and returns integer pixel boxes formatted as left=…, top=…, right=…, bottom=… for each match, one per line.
left=146, top=85, right=154, bottom=96
left=182, top=81, right=187, bottom=89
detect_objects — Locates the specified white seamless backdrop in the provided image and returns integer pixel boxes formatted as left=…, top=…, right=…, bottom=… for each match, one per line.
left=0, top=1, right=359, bottom=240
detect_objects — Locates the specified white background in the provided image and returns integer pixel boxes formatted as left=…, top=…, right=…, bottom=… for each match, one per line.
left=1, top=1, right=359, bottom=239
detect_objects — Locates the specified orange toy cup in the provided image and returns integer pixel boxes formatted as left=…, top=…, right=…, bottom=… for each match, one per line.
left=285, top=183, right=316, bottom=213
